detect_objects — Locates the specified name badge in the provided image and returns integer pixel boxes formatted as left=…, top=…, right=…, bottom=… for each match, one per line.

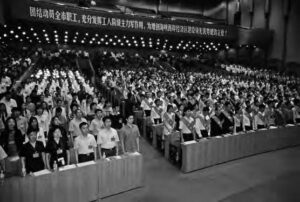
left=33, top=153, right=39, bottom=158
left=88, top=145, right=93, bottom=149
left=37, top=135, right=42, bottom=139
left=57, top=149, right=63, bottom=154
left=111, top=137, right=116, bottom=142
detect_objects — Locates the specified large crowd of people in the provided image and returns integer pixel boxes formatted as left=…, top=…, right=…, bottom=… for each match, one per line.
left=1, top=44, right=300, bottom=176
left=97, top=51, right=300, bottom=143
left=0, top=47, right=141, bottom=177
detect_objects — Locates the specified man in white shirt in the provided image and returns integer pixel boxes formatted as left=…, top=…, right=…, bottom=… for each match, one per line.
left=74, top=122, right=97, bottom=163
left=89, top=109, right=104, bottom=139
left=69, top=109, right=87, bottom=141
left=140, top=93, right=153, bottom=117
left=97, top=116, right=119, bottom=158
left=179, top=107, right=196, bottom=142
left=0, top=92, right=17, bottom=117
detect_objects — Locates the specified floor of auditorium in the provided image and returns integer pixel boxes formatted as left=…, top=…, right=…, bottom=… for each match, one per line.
left=102, top=138, right=300, bottom=202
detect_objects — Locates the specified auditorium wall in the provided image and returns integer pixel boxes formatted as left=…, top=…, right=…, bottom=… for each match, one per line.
left=213, top=0, right=300, bottom=68
left=0, top=0, right=4, bottom=24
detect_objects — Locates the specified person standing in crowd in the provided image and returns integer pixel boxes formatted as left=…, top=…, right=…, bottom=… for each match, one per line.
left=20, top=129, right=46, bottom=175
left=140, top=93, right=153, bottom=117
left=163, top=105, right=176, bottom=138
left=11, top=107, right=28, bottom=138
left=69, top=109, right=87, bottom=141
left=74, top=122, right=97, bottom=163
left=210, top=105, right=224, bottom=137
left=27, top=117, right=46, bottom=146
left=54, top=107, right=68, bottom=132
left=0, top=92, right=17, bottom=117
left=68, top=103, right=79, bottom=121
left=35, top=105, right=49, bottom=140
left=97, top=116, right=119, bottom=158
left=219, top=101, right=234, bottom=134
left=89, top=109, right=104, bottom=140
left=254, top=104, right=267, bottom=130
left=110, top=106, right=123, bottom=131
left=292, top=99, right=300, bottom=124
left=0, top=103, right=8, bottom=132
left=179, top=107, right=196, bottom=142
left=46, top=126, right=70, bottom=169
left=151, top=99, right=163, bottom=125
left=120, top=114, right=140, bottom=154
left=194, top=106, right=210, bottom=138
left=52, top=99, right=67, bottom=119
left=44, top=89, right=53, bottom=109
left=0, top=117, right=24, bottom=176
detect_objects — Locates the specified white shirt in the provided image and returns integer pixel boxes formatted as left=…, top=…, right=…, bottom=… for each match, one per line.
left=140, top=98, right=153, bottom=110
left=179, top=117, right=194, bottom=134
left=194, top=115, right=206, bottom=136
left=69, top=118, right=88, bottom=137
left=74, top=134, right=97, bottom=154
left=97, top=128, right=119, bottom=149
left=0, top=98, right=17, bottom=116
left=89, top=118, right=104, bottom=136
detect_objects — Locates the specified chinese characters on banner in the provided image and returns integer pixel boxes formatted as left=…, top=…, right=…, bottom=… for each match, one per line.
left=29, top=6, right=228, bottom=37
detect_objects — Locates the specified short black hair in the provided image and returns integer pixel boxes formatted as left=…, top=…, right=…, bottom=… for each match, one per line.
left=95, top=108, right=103, bottom=114
left=27, top=128, right=38, bottom=136
left=79, top=122, right=88, bottom=129
left=126, top=114, right=134, bottom=119
left=102, top=116, right=111, bottom=122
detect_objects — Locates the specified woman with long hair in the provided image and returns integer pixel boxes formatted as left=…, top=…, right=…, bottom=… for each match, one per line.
left=0, top=117, right=24, bottom=176
left=27, top=116, right=46, bottom=146
left=46, top=126, right=70, bottom=169
left=48, top=116, right=68, bottom=143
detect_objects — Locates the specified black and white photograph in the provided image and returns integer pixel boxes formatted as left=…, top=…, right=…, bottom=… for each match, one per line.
left=0, top=0, right=300, bottom=201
